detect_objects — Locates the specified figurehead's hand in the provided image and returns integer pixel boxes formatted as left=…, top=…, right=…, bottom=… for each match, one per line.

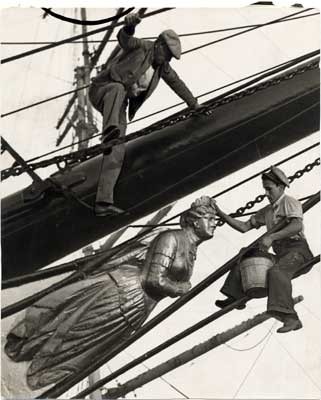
left=176, top=281, right=192, bottom=296
left=125, top=13, right=141, bottom=27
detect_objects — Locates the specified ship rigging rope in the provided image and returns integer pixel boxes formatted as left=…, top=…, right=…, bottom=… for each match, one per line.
left=1, top=54, right=319, bottom=181
left=1, top=84, right=88, bottom=118
left=128, top=194, right=317, bottom=228
left=1, top=53, right=314, bottom=167
left=233, top=316, right=321, bottom=397
left=1, top=194, right=317, bottom=290
left=181, top=8, right=313, bottom=56
left=2, top=12, right=318, bottom=45
left=58, top=267, right=317, bottom=399
left=234, top=302, right=321, bottom=395
left=123, top=350, right=190, bottom=399
left=232, top=326, right=274, bottom=399
left=1, top=10, right=318, bottom=119
left=4, top=200, right=320, bottom=398
left=1, top=8, right=174, bottom=64
left=2, top=50, right=317, bottom=140
left=272, top=330, right=321, bottom=392
left=225, top=321, right=276, bottom=352
left=40, top=7, right=135, bottom=26
left=119, top=103, right=319, bottom=226
left=2, top=152, right=319, bottom=295
left=1, top=143, right=319, bottom=290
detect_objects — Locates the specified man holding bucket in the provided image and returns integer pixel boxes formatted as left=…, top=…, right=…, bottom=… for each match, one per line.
left=213, top=166, right=313, bottom=333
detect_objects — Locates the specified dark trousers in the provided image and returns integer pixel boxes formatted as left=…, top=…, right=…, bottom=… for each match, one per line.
left=220, top=239, right=313, bottom=316
left=89, top=81, right=128, bottom=204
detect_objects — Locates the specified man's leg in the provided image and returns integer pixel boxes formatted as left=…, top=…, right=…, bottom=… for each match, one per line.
left=267, top=251, right=305, bottom=332
left=95, top=90, right=128, bottom=216
left=95, top=144, right=125, bottom=207
left=215, top=263, right=247, bottom=309
left=89, top=81, right=126, bottom=137
left=101, top=82, right=126, bottom=137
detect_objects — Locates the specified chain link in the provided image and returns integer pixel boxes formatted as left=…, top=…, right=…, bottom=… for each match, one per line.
left=1, top=60, right=319, bottom=181
left=216, top=157, right=320, bottom=226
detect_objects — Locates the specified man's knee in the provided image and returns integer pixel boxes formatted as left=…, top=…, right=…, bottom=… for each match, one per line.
left=268, top=266, right=291, bottom=284
left=104, top=82, right=126, bottom=97
left=268, top=267, right=283, bottom=281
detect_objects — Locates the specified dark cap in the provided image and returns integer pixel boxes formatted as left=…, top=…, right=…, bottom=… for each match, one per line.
left=159, top=29, right=181, bottom=59
left=261, top=166, right=290, bottom=187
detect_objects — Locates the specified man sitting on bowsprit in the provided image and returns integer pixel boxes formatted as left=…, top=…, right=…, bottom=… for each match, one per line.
left=89, top=13, right=199, bottom=217
left=213, top=166, right=313, bottom=333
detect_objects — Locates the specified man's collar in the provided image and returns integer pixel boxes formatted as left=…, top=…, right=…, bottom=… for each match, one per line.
left=272, top=193, right=285, bottom=208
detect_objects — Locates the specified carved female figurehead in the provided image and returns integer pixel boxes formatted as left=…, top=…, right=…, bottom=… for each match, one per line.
left=142, top=196, right=216, bottom=301
left=4, top=196, right=217, bottom=393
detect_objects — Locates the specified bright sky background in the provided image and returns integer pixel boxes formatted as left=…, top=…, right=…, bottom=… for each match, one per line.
left=1, top=1, right=320, bottom=399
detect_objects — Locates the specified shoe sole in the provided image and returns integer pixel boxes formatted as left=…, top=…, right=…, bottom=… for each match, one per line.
left=215, top=301, right=246, bottom=310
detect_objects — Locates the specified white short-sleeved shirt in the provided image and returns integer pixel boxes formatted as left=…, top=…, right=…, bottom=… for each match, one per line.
left=250, top=194, right=305, bottom=239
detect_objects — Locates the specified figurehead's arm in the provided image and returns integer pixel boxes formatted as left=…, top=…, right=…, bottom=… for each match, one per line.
left=142, top=232, right=191, bottom=299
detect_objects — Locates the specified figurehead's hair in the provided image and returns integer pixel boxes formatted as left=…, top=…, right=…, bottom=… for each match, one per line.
left=180, top=196, right=216, bottom=228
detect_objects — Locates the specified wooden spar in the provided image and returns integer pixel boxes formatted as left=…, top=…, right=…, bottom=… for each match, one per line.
left=104, top=296, right=304, bottom=399
left=2, top=60, right=319, bottom=279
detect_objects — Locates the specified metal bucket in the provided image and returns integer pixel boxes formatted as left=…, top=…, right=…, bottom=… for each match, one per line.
left=240, top=254, right=274, bottom=298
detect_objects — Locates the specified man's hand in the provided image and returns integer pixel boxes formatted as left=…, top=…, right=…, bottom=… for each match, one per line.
left=125, top=13, right=141, bottom=27
left=260, top=235, right=273, bottom=250
left=211, top=199, right=224, bottom=217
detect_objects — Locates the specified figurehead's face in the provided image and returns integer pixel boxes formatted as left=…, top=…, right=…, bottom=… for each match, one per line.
left=193, top=212, right=216, bottom=240
left=262, top=178, right=285, bottom=204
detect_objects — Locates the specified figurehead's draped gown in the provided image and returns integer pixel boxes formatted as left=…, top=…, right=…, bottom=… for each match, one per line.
left=5, top=229, right=197, bottom=389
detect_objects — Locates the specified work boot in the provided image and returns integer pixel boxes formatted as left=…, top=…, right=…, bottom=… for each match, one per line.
left=94, top=202, right=124, bottom=217
left=215, top=297, right=246, bottom=310
left=277, top=315, right=303, bottom=333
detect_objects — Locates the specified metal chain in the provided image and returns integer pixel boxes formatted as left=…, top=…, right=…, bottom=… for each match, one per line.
left=216, top=157, right=320, bottom=226
left=1, top=60, right=318, bottom=181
